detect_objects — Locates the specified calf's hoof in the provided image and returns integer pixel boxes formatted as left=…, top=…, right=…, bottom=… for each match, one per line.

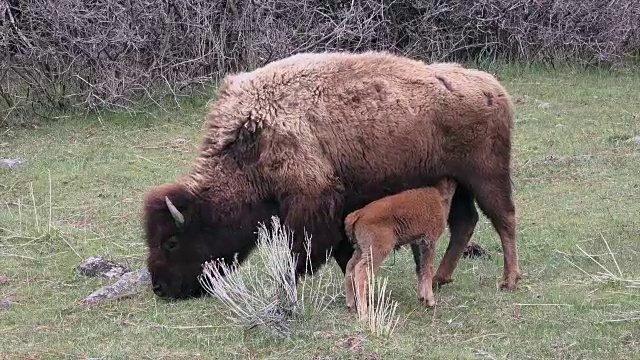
left=418, top=296, right=436, bottom=308
left=346, top=304, right=357, bottom=313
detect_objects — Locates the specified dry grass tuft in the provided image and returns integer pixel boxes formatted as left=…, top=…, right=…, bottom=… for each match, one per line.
left=354, top=247, right=401, bottom=338
left=562, top=233, right=640, bottom=289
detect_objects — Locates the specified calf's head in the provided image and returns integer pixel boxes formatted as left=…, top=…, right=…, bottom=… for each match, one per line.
left=142, top=183, right=263, bottom=299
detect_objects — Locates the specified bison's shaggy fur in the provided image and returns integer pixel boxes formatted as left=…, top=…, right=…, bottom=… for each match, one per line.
left=344, top=178, right=457, bottom=314
left=142, top=50, right=521, bottom=299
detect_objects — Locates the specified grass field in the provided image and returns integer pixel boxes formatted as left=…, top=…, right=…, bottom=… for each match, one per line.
left=1, top=64, right=639, bottom=359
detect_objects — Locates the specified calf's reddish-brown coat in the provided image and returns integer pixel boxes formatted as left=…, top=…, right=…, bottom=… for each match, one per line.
left=344, top=178, right=457, bottom=315
left=142, top=50, right=521, bottom=299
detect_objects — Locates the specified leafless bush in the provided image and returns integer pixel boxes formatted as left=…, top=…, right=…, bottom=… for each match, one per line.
left=1, top=0, right=638, bottom=122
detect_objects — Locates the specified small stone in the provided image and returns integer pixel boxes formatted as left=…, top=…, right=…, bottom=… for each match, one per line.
left=174, top=138, right=189, bottom=144
left=543, top=155, right=561, bottom=163
left=0, top=275, right=9, bottom=285
left=626, top=135, right=640, bottom=145
left=474, top=350, right=497, bottom=359
left=0, top=159, right=24, bottom=168
left=74, top=257, right=129, bottom=279
left=0, top=297, right=14, bottom=310
left=538, top=102, right=552, bottom=109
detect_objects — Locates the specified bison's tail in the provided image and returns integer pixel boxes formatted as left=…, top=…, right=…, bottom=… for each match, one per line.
left=344, top=209, right=363, bottom=244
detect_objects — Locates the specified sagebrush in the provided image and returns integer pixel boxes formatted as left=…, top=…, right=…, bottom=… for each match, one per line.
left=198, top=216, right=343, bottom=337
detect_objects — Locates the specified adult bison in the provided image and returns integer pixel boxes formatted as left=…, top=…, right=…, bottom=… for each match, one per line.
left=143, top=51, right=521, bottom=299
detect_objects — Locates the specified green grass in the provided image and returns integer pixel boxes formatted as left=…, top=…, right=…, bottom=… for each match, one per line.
left=1, top=64, right=640, bottom=359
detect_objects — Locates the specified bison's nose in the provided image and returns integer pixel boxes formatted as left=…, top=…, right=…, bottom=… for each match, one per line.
left=152, top=283, right=166, bottom=297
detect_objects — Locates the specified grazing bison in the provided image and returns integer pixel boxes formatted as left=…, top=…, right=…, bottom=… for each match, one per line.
left=344, top=178, right=457, bottom=315
left=142, top=51, right=521, bottom=299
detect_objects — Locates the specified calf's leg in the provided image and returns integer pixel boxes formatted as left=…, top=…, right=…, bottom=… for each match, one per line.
left=417, top=238, right=437, bottom=307
left=353, top=227, right=395, bottom=319
left=344, top=248, right=362, bottom=311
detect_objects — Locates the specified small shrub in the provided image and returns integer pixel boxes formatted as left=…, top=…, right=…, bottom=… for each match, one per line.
left=198, top=216, right=341, bottom=337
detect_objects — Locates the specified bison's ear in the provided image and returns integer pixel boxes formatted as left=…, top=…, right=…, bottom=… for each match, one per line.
left=241, top=111, right=263, bottom=136
left=143, top=183, right=197, bottom=232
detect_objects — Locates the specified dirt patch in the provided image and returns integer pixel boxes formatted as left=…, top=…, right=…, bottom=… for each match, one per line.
left=311, top=356, right=336, bottom=360
left=463, top=242, right=488, bottom=258
left=623, top=330, right=640, bottom=352
left=334, top=334, right=365, bottom=354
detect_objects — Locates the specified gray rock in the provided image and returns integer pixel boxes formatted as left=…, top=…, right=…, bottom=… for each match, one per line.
left=80, top=268, right=151, bottom=304
left=0, top=159, right=24, bottom=168
left=74, top=256, right=129, bottom=279
left=0, top=297, right=13, bottom=310
left=627, top=135, right=640, bottom=145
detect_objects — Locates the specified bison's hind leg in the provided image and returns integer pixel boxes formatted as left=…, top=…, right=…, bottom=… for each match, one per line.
left=470, top=174, right=521, bottom=291
left=434, top=185, right=479, bottom=286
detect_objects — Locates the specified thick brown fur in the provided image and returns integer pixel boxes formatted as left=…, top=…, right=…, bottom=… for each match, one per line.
left=143, top=50, right=521, bottom=299
left=344, top=178, right=457, bottom=316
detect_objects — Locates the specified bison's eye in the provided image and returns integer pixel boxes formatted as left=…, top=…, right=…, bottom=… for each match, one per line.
left=162, top=237, right=179, bottom=252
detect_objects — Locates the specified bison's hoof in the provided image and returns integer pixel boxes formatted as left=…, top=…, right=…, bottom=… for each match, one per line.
left=499, top=274, right=521, bottom=291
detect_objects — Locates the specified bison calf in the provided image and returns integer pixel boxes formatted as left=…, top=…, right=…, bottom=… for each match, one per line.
left=344, top=178, right=457, bottom=314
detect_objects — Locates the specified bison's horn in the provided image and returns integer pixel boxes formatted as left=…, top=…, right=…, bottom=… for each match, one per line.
left=165, top=196, right=185, bottom=227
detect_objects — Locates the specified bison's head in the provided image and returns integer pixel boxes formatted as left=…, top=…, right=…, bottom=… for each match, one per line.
left=142, top=182, right=268, bottom=299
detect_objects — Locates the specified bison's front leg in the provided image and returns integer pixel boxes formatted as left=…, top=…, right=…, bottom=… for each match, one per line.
left=331, top=237, right=356, bottom=274
left=279, top=193, right=346, bottom=279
